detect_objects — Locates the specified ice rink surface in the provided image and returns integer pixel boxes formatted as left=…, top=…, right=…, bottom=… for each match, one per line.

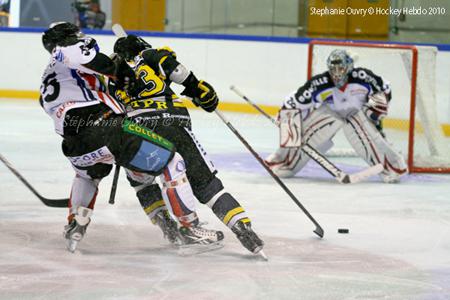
left=1, top=99, right=449, bottom=300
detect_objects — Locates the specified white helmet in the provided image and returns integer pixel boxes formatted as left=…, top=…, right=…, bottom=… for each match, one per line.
left=326, top=49, right=354, bottom=88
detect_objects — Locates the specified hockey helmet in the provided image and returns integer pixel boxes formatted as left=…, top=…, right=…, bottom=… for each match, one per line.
left=326, top=49, right=354, bottom=88
left=42, top=22, right=83, bottom=53
left=113, top=35, right=152, bottom=61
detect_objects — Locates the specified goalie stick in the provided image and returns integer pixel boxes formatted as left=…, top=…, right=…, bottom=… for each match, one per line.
left=230, top=85, right=383, bottom=184
left=215, top=110, right=324, bottom=238
left=0, top=153, right=69, bottom=208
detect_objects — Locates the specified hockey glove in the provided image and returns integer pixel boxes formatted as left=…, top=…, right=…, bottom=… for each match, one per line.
left=113, top=57, right=139, bottom=96
left=363, top=92, right=388, bottom=123
left=181, top=74, right=219, bottom=113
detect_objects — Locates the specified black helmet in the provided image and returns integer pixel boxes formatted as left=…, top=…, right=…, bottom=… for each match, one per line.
left=42, top=22, right=82, bottom=53
left=113, top=35, right=151, bottom=61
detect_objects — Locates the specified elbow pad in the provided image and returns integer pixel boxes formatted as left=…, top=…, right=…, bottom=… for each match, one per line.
left=169, top=63, right=190, bottom=84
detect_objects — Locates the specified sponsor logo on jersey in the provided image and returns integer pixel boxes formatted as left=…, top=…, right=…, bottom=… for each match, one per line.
left=351, top=70, right=382, bottom=92
left=55, top=101, right=76, bottom=118
left=311, top=76, right=328, bottom=86
left=123, top=119, right=174, bottom=151
left=297, top=87, right=314, bottom=104
left=68, top=146, right=114, bottom=167
left=129, top=99, right=169, bottom=110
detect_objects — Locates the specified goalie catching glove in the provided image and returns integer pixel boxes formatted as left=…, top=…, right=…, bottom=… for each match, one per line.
left=363, top=92, right=389, bottom=123
left=181, top=72, right=219, bottom=112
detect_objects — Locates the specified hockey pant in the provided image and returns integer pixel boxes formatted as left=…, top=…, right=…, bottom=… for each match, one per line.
left=61, top=116, right=179, bottom=222
left=266, top=106, right=407, bottom=180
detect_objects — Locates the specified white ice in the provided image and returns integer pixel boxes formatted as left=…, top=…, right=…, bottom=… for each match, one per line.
left=0, top=99, right=449, bottom=300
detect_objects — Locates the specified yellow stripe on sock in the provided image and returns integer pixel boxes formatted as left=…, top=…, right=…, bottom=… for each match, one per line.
left=144, top=200, right=165, bottom=214
left=223, top=207, right=245, bottom=225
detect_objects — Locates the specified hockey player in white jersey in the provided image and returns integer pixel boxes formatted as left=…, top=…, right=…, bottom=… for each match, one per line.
left=266, top=49, right=407, bottom=183
left=40, top=22, right=224, bottom=252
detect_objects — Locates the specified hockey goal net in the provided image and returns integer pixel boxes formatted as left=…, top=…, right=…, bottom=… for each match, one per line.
left=308, top=40, right=450, bottom=173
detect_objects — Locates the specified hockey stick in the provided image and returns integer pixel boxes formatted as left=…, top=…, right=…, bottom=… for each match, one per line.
left=230, top=85, right=383, bottom=184
left=108, top=165, right=120, bottom=205
left=112, top=23, right=127, bottom=38
left=215, top=110, right=324, bottom=238
left=0, top=153, right=69, bottom=208
left=104, top=23, right=128, bottom=206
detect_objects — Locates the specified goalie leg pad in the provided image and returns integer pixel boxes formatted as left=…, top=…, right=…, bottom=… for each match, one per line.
left=160, top=152, right=198, bottom=227
left=344, top=111, right=407, bottom=181
left=267, top=106, right=343, bottom=177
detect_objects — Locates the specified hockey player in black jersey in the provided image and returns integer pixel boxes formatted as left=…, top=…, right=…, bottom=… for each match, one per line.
left=40, top=22, right=224, bottom=252
left=109, top=34, right=264, bottom=255
left=266, top=49, right=407, bottom=183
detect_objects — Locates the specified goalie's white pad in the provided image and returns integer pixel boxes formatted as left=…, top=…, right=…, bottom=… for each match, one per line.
left=344, top=111, right=407, bottom=182
left=267, top=106, right=343, bottom=177
left=279, top=109, right=302, bottom=148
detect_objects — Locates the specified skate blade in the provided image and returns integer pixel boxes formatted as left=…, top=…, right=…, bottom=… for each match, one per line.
left=66, top=239, right=78, bottom=253
left=177, top=241, right=224, bottom=257
left=257, top=250, right=268, bottom=261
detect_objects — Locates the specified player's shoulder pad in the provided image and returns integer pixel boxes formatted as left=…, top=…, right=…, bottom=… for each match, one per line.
left=157, top=46, right=177, bottom=58
left=53, top=37, right=98, bottom=68
left=308, top=71, right=333, bottom=89
left=292, top=71, right=332, bottom=106
left=140, top=48, right=164, bottom=67
left=349, top=67, right=386, bottom=92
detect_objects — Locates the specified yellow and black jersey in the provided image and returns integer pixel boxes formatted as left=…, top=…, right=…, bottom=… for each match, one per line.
left=113, top=47, right=191, bottom=128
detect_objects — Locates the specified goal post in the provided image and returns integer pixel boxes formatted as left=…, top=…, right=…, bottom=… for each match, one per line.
left=307, top=40, right=450, bottom=173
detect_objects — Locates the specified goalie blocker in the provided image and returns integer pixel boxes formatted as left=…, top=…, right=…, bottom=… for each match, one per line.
left=279, top=109, right=302, bottom=148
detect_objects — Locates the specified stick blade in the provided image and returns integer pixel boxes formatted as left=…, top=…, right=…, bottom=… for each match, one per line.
left=40, top=197, right=70, bottom=208
left=112, top=24, right=127, bottom=38
left=314, top=226, right=324, bottom=238
left=348, top=163, right=384, bottom=183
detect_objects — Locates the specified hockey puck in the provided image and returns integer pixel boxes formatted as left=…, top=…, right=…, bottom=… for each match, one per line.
left=338, top=228, right=349, bottom=234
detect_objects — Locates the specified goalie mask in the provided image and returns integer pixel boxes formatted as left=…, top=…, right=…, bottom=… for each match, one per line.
left=327, top=49, right=354, bottom=88
left=42, top=22, right=84, bottom=53
left=113, top=35, right=152, bottom=61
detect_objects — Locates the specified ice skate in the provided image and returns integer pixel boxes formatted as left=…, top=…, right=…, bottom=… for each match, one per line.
left=153, top=210, right=183, bottom=245
left=63, top=207, right=92, bottom=252
left=177, top=224, right=225, bottom=256
left=232, top=220, right=265, bottom=257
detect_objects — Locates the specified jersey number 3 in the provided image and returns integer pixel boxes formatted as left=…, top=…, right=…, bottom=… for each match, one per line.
left=136, top=65, right=165, bottom=98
